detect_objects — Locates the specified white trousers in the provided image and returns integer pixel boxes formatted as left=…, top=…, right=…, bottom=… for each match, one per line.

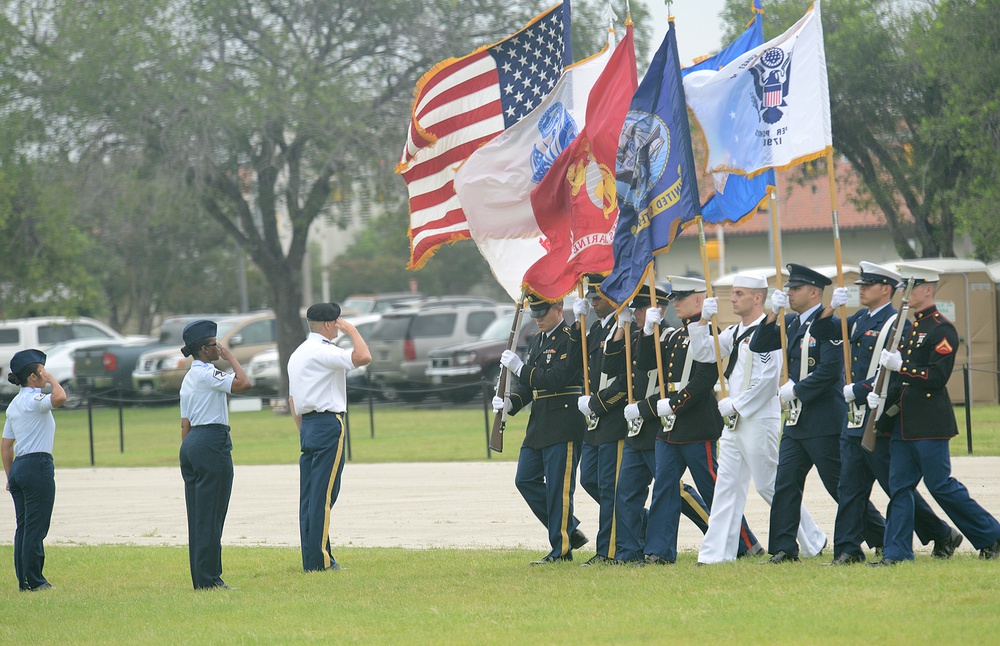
left=698, top=415, right=828, bottom=564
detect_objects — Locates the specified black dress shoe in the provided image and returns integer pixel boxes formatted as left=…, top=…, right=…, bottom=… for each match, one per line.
left=28, top=582, right=54, bottom=591
left=932, top=528, right=963, bottom=559
left=868, top=558, right=901, bottom=567
left=737, top=543, right=766, bottom=559
left=580, top=554, right=610, bottom=567
left=762, top=551, right=800, bottom=565
left=822, top=553, right=865, bottom=566
left=530, top=554, right=572, bottom=565
left=570, top=529, right=589, bottom=550
left=643, top=554, right=673, bottom=565
left=979, top=538, right=1000, bottom=560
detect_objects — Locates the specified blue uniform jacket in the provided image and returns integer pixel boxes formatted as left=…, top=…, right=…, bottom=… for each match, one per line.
left=581, top=318, right=630, bottom=446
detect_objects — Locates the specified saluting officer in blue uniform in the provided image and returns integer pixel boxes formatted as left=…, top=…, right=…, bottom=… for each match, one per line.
left=288, top=303, right=372, bottom=572
left=604, top=288, right=715, bottom=564
left=811, top=262, right=960, bottom=564
left=751, top=263, right=885, bottom=563
left=574, top=274, right=630, bottom=565
left=869, top=264, right=1000, bottom=565
left=495, top=295, right=587, bottom=564
left=2, top=349, right=66, bottom=591
left=178, top=320, right=252, bottom=589
left=624, top=276, right=761, bottom=564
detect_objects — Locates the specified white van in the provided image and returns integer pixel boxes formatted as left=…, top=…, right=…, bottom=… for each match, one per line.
left=0, top=316, right=124, bottom=386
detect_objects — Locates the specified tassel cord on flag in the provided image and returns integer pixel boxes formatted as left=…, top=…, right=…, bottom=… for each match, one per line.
left=646, top=268, right=668, bottom=400
left=696, top=216, right=729, bottom=399
left=826, top=149, right=853, bottom=384
left=769, top=189, right=790, bottom=384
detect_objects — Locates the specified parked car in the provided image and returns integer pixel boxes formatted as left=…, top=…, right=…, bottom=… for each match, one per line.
left=247, top=314, right=381, bottom=401
left=341, top=293, right=423, bottom=317
left=367, top=304, right=510, bottom=402
left=132, top=313, right=278, bottom=394
left=425, top=307, right=575, bottom=403
left=0, top=316, right=135, bottom=404
left=72, top=314, right=225, bottom=401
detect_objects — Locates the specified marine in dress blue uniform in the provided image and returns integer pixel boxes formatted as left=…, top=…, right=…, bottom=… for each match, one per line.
left=2, top=349, right=65, bottom=591
left=870, top=264, right=1000, bottom=565
left=496, top=295, right=587, bottom=564
left=603, top=289, right=714, bottom=564
left=575, top=274, right=630, bottom=565
left=178, top=320, right=252, bottom=589
left=811, top=262, right=959, bottom=564
left=750, top=263, right=885, bottom=563
left=625, top=276, right=760, bottom=564
left=288, top=303, right=371, bottom=572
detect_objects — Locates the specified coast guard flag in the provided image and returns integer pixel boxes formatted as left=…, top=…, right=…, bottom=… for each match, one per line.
left=600, top=22, right=701, bottom=308
left=520, top=25, right=637, bottom=300
left=683, top=1, right=832, bottom=178
left=454, top=44, right=614, bottom=301
left=397, top=3, right=571, bottom=269
left=682, top=0, right=775, bottom=224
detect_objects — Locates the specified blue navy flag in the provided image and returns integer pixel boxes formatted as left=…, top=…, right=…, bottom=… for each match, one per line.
left=683, top=0, right=775, bottom=225
left=600, top=22, right=701, bottom=308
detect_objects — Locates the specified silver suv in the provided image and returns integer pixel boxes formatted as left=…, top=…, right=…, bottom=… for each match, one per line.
left=366, top=303, right=509, bottom=402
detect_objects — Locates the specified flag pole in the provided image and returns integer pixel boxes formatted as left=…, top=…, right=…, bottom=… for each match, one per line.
left=769, top=188, right=790, bottom=383
left=696, top=216, right=729, bottom=398
left=826, top=149, right=852, bottom=383
left=578, top=281, right=592, bottom=397
left=645, top=266, right=667, bottom=400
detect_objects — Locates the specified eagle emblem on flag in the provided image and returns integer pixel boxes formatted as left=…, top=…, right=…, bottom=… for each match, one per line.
left=750, top=47, right=792, bottom=124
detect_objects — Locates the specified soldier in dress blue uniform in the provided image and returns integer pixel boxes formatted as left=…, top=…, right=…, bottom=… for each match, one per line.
left=495, top=294, right=587, bottom=564
left=2, top=349, right=66, bottom=591
left=178, top=320, right=252, bottom=589
left=574, top=274, right=630, bottom=565
left=750, top=263, right=885, bottom=563
left=604, top=288, right=716, bottom=564
left=869, top=264, right=1000, bottom=565
left=811, top=262, right=960, bottom=564
left=623, top=276, right=761, bottom=564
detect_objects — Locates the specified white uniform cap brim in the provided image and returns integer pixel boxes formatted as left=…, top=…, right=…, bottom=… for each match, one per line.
left=665, top=275, right=707, bottom=293
left=896, top=263, right=940, bottom=283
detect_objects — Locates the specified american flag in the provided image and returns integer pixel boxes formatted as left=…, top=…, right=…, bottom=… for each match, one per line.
left=397, top=3, right=569, bottom=270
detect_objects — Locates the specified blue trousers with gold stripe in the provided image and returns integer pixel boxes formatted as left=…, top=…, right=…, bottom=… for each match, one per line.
left=579, top=441, right=625, bottom=559
left=299, top=412, right=347, bottom=572
left=516, top=442, right=582, bottom=559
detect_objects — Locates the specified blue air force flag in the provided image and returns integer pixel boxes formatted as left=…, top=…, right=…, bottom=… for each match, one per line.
left=682, top=1, right=832, bottom=178
left=600, top=22, right=701, bottom=308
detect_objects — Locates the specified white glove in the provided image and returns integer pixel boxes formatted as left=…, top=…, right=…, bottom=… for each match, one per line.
left=617, top=308, right=634, bottom=328
left=879, top=349, right=903, bottom=372
left=717, top=396, right=736, bottom=419
left=492, top=395, right=510, bottom=414
left=842, top=384, right=856, bottom=403
left=577, top=395, right=592, bottom=416
left=778, top=380, right=796, bottom=404
left=701, top=297, right=719, bottom=320
left=770, top=290, right=789, bottom=314
left=500, top=349, right=524, bottom=376
left=572, top=297, right=591, bottom=319
left=866, top=391, right=882, bottom=410
left=643, top=307, right=663, bottom=335
left=656, top=398, right=674, bottom=417
left=624, top=403, right=641, bottom=421
left=830, top=287, right=850, bottom=309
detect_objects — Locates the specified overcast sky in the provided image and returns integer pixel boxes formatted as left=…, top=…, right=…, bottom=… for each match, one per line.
left=640, top=0, right=729, bottom=65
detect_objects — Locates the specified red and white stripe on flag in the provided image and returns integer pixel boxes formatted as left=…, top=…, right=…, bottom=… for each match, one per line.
left=397, top=4, right=567, bottom=270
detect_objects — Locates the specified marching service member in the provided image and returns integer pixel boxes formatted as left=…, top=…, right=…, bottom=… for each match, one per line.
left=869, top=264, right=1000, bottom=565
left=750, top=264, right=885, bottom=564
left=691, top=274, right=827, bottom=565
left=494, top=295, right=587, bottom=565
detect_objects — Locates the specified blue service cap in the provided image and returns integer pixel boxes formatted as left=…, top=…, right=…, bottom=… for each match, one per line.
left=784, top=263, right=832, bottom=289
left=10, top=349, right=46, bottom=378
left=182, top=319, right=217, bottom=349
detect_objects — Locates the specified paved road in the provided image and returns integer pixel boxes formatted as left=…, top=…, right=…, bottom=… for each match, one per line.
left=3, top=458, right=1000, bottom=557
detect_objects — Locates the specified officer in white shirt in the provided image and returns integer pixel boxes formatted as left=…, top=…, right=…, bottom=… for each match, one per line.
left=690, top=274, right=827, bottom=564
left=288, top=302, right=371, bottom=572
left=2, top=349, right=67, bottom=591
left=179, top=319, right=251, bottom=590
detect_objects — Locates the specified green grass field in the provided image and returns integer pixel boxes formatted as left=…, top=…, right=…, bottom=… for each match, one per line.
left=1, top=545, right=998, bottom=643
left=47, top=401, right=1000, bottom=468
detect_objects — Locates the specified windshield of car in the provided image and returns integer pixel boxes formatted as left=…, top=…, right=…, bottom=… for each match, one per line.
left=479, top=314, right=514, bottom=341
left=342, top=298, right=375, bottom=315
left=370, top=315, right=412, bottom=341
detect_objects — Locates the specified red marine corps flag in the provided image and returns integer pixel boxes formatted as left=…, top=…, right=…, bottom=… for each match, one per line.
left=521, top=25, right=637, bottom=300
left=397, top=3, right=571, bottom=270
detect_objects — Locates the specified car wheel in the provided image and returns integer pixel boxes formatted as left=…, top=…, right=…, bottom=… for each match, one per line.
left=398, top=386, right=426, bottom=403
left=380, top=384, right=400, bottom=402
left=61, top=382, right=83, bottom=410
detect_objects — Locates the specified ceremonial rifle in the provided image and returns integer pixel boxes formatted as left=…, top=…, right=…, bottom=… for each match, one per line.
left=489, top=292, right=526, bottom=452
left=861, top=277, right=915, bottom=452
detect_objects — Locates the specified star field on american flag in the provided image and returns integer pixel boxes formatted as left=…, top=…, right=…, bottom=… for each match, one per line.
left=492, top=10, right=565, bottom=128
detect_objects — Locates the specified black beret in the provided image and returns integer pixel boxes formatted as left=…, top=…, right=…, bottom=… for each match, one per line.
left=306, top=302, right=342, bottom=322
left=10, top=349, right=46, bottom=377
left=182, top=320, right=217, bottom=347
